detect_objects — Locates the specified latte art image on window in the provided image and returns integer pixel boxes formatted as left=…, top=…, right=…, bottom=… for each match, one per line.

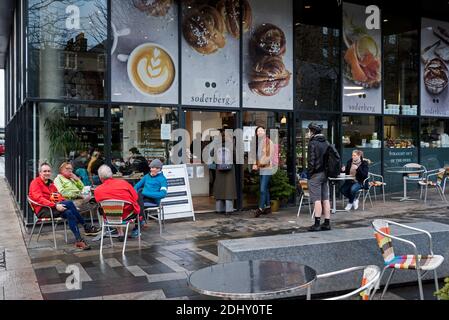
left=119, top=43, right=176, bottom=96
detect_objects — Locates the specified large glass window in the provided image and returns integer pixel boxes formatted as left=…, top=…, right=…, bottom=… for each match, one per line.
left=383, top=116, right=419, bottom=192
left=110, top=106, right=178, bottom=167
left=342, top=116, right=382, bottom=174
left=37, top=103, right=106, bottom=172
left=295, top=113, right=338, bottom=175
left=28, top=0, right=107, bottom=100
left=295, top=0, right=341, bottom=111
left=420, top=118, right=449, bottom=170
left=383, top=3, right=419, bottom=115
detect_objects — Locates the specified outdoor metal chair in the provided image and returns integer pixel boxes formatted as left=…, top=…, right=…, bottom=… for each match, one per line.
left=403, top=163, right=427, bottom=198
left=315, top=265, right=380, bottom=300
left=354, top=176, right=373, bottom=211
left=27, top=197, right=67, bottom=249
left=296, top=176, right=314, bottom=219
left=372, top=219, right=444, bottom=300
left=418, top=168, right=448, bottom=204
left=144, top=202, right=165, bottom=235
left=98, top=200, right=141, bottom=255
left=366, top=172, right=386, bottom=203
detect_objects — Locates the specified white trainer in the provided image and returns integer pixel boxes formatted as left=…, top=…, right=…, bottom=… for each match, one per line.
left=353, top=199, right=359, bottom=210
left=345, top=203, right=353, bottom=211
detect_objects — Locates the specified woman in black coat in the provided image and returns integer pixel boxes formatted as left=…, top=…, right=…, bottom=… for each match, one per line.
left=340, top=150, right=369, bottom=211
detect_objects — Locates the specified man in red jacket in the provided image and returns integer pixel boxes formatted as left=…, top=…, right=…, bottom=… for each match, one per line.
left=29, top=163, right=101, bottom=250
left=94, top=164, right=141, bottom=242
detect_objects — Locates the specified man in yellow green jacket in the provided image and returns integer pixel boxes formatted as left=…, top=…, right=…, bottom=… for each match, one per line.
left=54, top=161, right=98, bottom=223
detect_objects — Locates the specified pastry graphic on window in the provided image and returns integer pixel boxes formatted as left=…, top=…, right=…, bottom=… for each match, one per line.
left=343, top=12, right=381, bottom=88
left=182, top=5, right=226, bottom=55
left=133, top=0, right=173, bottom=17
left=249, top=56, right=291, bottom=96
left=248, top=23, right=291, bottom=97
left=421, top=26, right=449, bottom=96
left=217, top=0, right=252, bottom=39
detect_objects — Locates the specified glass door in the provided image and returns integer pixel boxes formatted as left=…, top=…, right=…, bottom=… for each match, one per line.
left=184, top=110, right=237, bottom=213
left=295, top=115, right=338, bottom=178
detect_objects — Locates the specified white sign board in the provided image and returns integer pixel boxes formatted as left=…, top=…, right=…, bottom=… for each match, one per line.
left=161, top=164, right=195, bottom=221
left=160, top=124, right=172, bottom=140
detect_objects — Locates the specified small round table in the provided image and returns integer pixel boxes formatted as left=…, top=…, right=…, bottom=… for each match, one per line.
left=187, top=260, right=317, bottom=300
left=385, top=166, right=425, bottom=201
left=328, top=175, right=356, bottom=214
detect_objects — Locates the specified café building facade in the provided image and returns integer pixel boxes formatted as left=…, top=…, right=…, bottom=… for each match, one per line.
left=3, top=0, right=449, bottom=224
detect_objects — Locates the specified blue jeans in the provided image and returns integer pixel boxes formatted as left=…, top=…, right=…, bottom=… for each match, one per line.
left=59, top=201, right=86, bottom=240
left=259, top=174, right=272, bottom=209
left=340, top=181, right=362, bottom=204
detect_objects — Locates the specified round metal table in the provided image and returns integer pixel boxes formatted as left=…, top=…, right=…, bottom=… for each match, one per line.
left=328, top=175, right=356, bottom=214
left=385, top=166, right=425, bottom=201
left=187, top=260, right=317, bottom=300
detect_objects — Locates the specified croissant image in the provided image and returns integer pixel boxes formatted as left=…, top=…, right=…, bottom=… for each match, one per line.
left=216, top=0, right=252, bottom=39
left=132, top=0, right=173, bottom=17
left=182, top=0, right=208, bottom=7
left=249, top=56, right=291, bottom=96
left=251, top=23, right=286, bottom=57
left=183, top=5, right=226, bottom=55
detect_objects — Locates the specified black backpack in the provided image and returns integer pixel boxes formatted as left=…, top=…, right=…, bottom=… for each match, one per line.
left=324, top=143, right=341, bottom=178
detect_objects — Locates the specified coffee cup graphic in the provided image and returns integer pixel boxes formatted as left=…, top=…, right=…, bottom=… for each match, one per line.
left=118, top=43, right=175, bottom=96
left=111, top=23, right=130, bottom=55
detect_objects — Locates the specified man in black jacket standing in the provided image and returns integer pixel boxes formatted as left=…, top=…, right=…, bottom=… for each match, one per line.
left=307, top=122, right=331, bottom=232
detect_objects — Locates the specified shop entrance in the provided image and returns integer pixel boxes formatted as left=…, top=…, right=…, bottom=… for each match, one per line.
left=295, top=117, right=338, bottom=177
left=183, top=110, right=238, bottom=213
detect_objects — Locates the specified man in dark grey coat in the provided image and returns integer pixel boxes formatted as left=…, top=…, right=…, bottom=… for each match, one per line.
left=307, top=122, right=331, bottom=232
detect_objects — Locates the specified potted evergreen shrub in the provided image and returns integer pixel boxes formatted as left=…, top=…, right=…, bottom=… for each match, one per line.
left=44, top=108, right=82, bottom=165
left=435, top=278, right=449, bottom=300
left=269, top=170, right=295, bottom=212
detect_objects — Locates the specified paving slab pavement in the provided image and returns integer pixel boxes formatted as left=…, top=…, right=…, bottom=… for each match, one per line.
left=1, top=170, right=449, bottom=299
left=0, top=176, right=43, bottom=300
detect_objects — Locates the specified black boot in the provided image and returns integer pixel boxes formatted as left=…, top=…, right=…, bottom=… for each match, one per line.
left=321, top=219, right=331, bottom=231
left=263, top=207, right=272, bottom=215
left=308, top=218, right=322, bottom=232
left=254, top=208, right=264, bottom=218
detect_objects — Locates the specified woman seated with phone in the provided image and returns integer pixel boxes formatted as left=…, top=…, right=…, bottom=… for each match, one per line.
left=340, top=150, right=369, bottom=211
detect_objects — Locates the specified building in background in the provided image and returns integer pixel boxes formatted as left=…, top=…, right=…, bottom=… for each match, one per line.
left=2, top=0, right=449, bottom=224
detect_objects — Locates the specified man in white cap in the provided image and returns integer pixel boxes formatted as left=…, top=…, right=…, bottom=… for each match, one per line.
left=134, top=159, right=168, bottom=233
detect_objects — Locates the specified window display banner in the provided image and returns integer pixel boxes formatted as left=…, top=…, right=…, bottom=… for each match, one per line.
left=342, top=2, right=382, bottom=114
left=242, top=0, right=293, bottom=110
left=421, top=18, right=449, bottom=117
left=111, top=0, right=178, bottom=104
left=181, top=1, right=240, bottom=108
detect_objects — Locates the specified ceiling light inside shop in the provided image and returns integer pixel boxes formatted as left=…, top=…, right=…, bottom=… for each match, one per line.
left=344, top=86, right=364, bottom=90
left=305, top=5, right=311, bottom=9
left=281, top=115, right=287, bottom=124
left=344, top=92, right=366, bottom=97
